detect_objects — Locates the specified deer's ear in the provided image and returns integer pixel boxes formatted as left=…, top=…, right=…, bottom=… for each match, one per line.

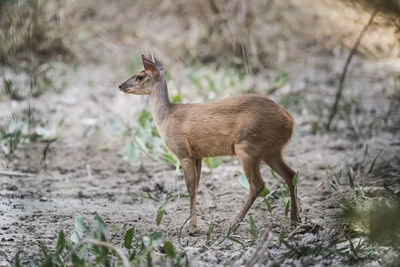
left=142, top=55, right=160, bottom=80
left=154, top=56, right=165, bottom=72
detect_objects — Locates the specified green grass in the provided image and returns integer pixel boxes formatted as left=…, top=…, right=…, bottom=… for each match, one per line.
left=3, top=214, right=188, bottom=267
left=326, top=160, right=400, bottom=264
left=185, top=63, right=250, bottom=101
left=0, top=106, right=62, bottom=155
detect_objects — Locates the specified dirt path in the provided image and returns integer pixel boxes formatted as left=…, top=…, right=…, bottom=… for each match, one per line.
left=1, top=55, right=400, bottom=266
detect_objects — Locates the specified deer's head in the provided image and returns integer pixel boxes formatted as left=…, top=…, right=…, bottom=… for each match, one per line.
left=119, top=54, right=165, bottom=95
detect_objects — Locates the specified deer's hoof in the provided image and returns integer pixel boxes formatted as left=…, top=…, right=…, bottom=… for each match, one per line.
left=229, top=223, right=239, bottom=233
left=186, top=228, right=196, bottom=237
left=290, top=215, right=301, bottom=226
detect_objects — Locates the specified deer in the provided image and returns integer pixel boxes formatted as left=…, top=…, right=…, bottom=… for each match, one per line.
left=119, top=54, right=300, bottom=235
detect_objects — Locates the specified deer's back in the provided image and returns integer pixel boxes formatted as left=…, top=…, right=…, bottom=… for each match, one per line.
left=165, top=94, right=293, bottom=158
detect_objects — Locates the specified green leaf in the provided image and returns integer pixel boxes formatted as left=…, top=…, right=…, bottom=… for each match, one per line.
left=274, top=72, right=288, bottom=89
left=292, top=172, right=299, bottom=187
left=71, top=253, right=85, bottom=267
left=270, top=168, right=279, bottom=179
left=108, top=118, right=123, bottom=135
left=203, top=157, right=223, bottom=170
left=238, top=173, right=269, bottom=198
left=160, top=151, right=178, bottom=166
left=55, top=230, right=66, bottom=255
left=73, top=216, right=87, bottom=240
left=284, top=199, right=290, bottom=218
left=138, top=110, right=152, bottom=128
left=122, top=140, right=139, bottom=164
left=94, top=213, right=107, bottom=239
left=156, top=202, right=167, bottom=226
left=227, top=235, right=245, bottom=247
left=330, top=181, right=338, bottom=192
left=264, top=198, right=273, bottom=213
left=149, top=231, right=163, bottom=244
left=70, top=232, right=79, bottom=244
left=258, top=185, right=270, bottom=198
left=171, top=94, right=182, bottom=103
left=124, top=227, right=135, bottom=249
left=238, top=172, right=249, bottom=190
left=249, top=214, right=259, bottom=239
left=163, top=241, right=176, bottom=257
left=12, top=252, right=21, bottom=267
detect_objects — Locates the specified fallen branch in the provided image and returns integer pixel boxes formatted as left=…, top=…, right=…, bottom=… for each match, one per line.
left=0, top=170, right=36, bottom=177
left=244, top=231, right=270, bottom=267
left=64, top=238, right=130, bottom=267
left=326, top=2, right=381, bottom=130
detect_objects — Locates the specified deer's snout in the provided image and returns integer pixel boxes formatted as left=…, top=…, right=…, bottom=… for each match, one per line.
left=119, top=83, right=127, bottom=92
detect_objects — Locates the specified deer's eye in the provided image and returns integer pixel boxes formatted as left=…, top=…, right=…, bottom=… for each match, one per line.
left=136, top=76, right=144, bottom=81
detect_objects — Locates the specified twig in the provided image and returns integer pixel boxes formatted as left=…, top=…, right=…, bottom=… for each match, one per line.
left=326, top=2, right=381, bottom=130
left=64, top=238, right=130, bottom=267
left=244, top=231, right=270, bottom=267
left=0, top=170, right=36, bottom=177
left=86, top=164, right=92, bottom=180
left=109, top=223, right=127, bottom=243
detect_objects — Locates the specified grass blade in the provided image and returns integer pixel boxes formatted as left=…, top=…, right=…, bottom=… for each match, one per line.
left=124, top=227, right=135, bottom=249
left=249, top=214, right=259, bottom=239
left=163, top=241, right=176, bottom=258
left=292, top=172, right=299, bottom=188
left=264, top=197, right=273, bottom=214
left=206, top=216, right=214, bottom=246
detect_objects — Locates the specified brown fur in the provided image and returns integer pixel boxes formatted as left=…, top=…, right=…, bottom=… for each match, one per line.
left=119, top=55, right=300, bottom=234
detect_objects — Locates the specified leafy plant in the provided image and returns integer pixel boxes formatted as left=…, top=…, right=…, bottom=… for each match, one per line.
left=329, top=163, right=400, bottom=251
left=206, top=216, right=215, bottom=246
left=203, top=157, right=223, bottom=171
left=0, top=108, right=62, bottom=155
left=185, top=63, right=250, bottom=101
left=7, top=214, right=188, bottom=266
left=123, top=227, right=135, bottom=249
left=109, top=109, right=179, bottom=168
left=2, top=79, right=23, bottom=100
left=156, top=194, right=170, bottom=226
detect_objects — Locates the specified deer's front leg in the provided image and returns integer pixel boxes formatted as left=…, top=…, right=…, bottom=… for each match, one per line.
left=180, top=157, right=198, bottom=235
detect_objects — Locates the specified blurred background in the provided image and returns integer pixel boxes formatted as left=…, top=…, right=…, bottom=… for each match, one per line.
left=0, top=0, right=399, bottom=266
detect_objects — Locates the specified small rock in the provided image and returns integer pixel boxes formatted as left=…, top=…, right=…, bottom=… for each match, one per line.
left=6, top=184, right=18, bottom=191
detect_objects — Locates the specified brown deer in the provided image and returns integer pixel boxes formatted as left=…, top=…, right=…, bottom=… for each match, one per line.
left=119, top=54, right=300, bottom=234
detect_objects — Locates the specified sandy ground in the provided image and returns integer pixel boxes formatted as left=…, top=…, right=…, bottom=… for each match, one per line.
left=1, top=0, right=400, bottom=265
left=0, top=51, right=399, bottom=266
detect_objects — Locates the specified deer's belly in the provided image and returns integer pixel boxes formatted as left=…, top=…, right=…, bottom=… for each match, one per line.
left=189, top=136, right=235, bottom=158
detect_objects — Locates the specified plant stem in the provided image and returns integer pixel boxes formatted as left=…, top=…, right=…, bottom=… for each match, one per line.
left=326, top=3, right=381, bottom=130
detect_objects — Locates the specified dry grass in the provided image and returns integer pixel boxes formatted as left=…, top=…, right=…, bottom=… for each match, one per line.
left=0, top=0, right=71, bottom=66
left=1, top=0, right=398, bottom=70
left=55, top=0, right=400, bottom=71
left=344, top=0, right=400, bottom=19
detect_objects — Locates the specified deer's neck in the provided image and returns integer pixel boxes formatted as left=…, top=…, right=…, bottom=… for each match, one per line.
left=149, top=79, right=172, bottom=130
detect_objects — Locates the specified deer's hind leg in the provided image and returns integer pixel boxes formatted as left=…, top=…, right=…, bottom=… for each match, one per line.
left=195, top=159, right=202, bottom=191
left=265, top=154, right=300, bottom=223
left=231, top=143, right=264, bottom=232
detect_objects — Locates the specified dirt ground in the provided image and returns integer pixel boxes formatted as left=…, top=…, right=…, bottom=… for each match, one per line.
left=1, top=0, right=400, bottom=266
